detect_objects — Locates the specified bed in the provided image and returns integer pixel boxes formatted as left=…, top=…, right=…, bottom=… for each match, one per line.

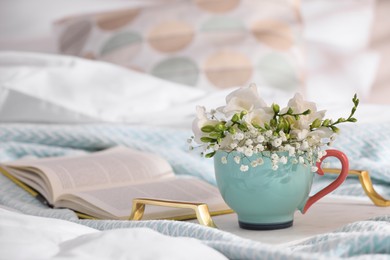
left=1, top=0, right=389, bottom=259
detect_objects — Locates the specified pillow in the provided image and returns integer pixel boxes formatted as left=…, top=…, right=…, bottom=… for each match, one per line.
left=53, top=0, right=304, bottom=92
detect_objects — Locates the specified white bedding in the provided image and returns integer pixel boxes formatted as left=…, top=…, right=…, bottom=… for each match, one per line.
left=0, top=51, right=389, bottom=260
left=0, top=208, right=226, bottom=260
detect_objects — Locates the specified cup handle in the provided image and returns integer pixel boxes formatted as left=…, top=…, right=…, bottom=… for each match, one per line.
left=301, top=149, right=349, bottom=213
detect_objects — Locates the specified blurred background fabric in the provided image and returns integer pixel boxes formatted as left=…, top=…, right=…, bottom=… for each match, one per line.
left=368, top=0, right=390, bottom=104
left=0, top=0, right=389, bottom=104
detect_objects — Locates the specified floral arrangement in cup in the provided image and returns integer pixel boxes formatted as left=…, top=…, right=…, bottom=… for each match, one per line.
left=189, top=84, right=359, bottom=172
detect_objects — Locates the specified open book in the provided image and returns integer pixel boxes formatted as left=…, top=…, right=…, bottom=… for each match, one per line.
left=0, top=146, right=231, bottom=220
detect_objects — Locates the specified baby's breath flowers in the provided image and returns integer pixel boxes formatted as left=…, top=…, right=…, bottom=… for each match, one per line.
left=189, top=84, right=359, bottom=172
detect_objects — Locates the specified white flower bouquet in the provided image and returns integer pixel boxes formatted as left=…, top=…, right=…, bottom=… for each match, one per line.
left=190, top=84, right=359, bottom=172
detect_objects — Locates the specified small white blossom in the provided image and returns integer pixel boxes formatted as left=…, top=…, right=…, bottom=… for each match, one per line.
left=234, top=156, right=241, bottom=164
left=234, top=133, right=245, bottom=141
left=244, top=148, right=254, bottom=157
left=265, top=130, right=273, bottom=137
left=237, top=147, right=244, bottom=153
left=251, top=160, right=258, bottom=167
left=272, top=138, right=283, bottom=148
left=245, top=139, right=253, bottom=146
left=221, top=156, right=227, bottom=164
left=257, top=135, right=265, bottom=143
left=255, top=144, right=264, bottom=152
left=256, top=158, right=264, bottom=165
left=271, top=153, right=279, bottom=160
left=230, top=142, right=238, bottom=149
left=280, top=131, right=287, bottom=141
left=301, top=140, right=309, bottom=150
left=288, top=147, right=296, bottom=156
left=311, top=166, right=318, bottom=172
left=279, top=156, right=288, bottom=164
left=272, top=164, right=279, bottom=171
left=213, top=144, right=220, bottom=151
left=240, top=165, right=249, bottom=172
left=298, top=156, right=305, bottom=164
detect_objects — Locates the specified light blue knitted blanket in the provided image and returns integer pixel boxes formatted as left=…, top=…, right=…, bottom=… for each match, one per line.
left=0, top=123, right=389, bottom=259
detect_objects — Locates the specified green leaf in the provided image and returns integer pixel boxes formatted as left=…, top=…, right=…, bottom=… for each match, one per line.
left=201, top=125, right=215, bottom=133
left=205, top=151, right=216, bottom=158
left=264, top=123, right=270, bottom=130
left=200, top=137, right=216, bottom=143
left=287, top=107, right=293, bottom=114
left=209, top=132, right=222, bottom=138
left=349, top=117, right=357, bottom=122
left=303, top=109, right=311, bottom=115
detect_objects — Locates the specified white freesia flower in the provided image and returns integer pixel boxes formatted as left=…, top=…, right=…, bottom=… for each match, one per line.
left=308, top=127, right=334, bottom=140
left=191, top=106, right=219, bottom=143
left=245, top=108, right=274, bottom=127
left=291, top=129, right=309, bottom=141
left=219, top=83, right=267, bottom=115
left=283, top=93, right=326, bottom=130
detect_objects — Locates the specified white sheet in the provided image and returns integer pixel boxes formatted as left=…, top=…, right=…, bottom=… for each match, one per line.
left=0, top=51, right=205, bottom=127
left=0, top=208, right=227, bottom=260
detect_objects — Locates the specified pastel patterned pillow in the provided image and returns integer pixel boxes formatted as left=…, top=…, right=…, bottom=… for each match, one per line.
left=54, top=0, right=304, bottom=91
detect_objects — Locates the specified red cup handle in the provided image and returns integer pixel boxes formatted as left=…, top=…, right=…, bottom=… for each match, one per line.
left=301, top=149, right=349, bottom=213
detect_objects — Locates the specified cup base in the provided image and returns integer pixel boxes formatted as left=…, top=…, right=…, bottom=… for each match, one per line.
left=239, top=220, right=293, bottom=230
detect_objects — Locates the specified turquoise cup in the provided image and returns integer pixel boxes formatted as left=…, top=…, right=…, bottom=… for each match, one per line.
left=214, top=149, right=349, bottom=230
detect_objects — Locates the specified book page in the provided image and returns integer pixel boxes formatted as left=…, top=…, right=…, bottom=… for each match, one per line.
left=4, top=147, right=174, bottom=199
left=57, top=177, right=229, bottom=220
